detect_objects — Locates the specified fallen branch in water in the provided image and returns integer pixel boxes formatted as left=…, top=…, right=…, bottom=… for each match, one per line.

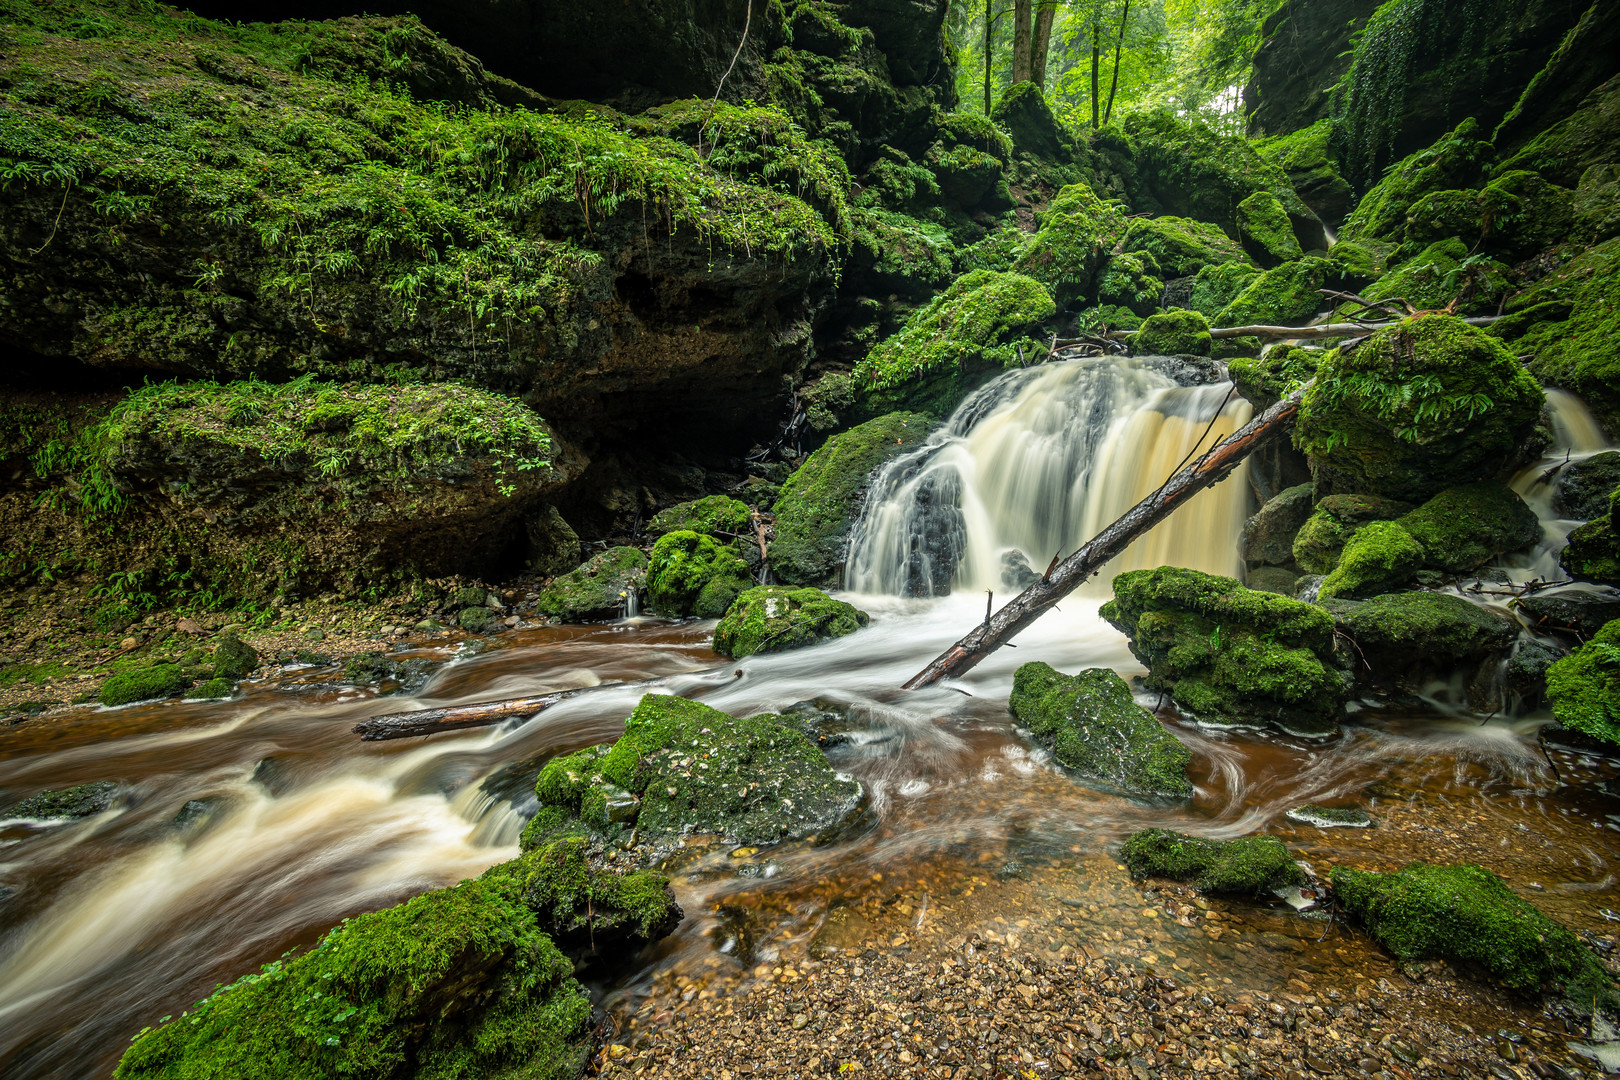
left=1106, top=314, right=1503, bottom=342
left=901, top=384, right=1309, bottom=689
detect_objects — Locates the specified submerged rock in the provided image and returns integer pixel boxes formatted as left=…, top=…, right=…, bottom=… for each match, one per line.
left=1546, top=619, right=1620, bottom=747
left=1120, top=828, right=1305, bottom=897
left=647, top=531, right=753, bottom=619
left=100, top=664, right=188, bottom=707
left=1286, top=804, right=1374, bottom=828
left=1008, top=663, right=1192, bottom=798
left=647, top=496, right=753, bottom=539
left=535, top=547, right=648, bottom=621
left=712, top=586, right=868, bottom=659
left=1101, top=567, right=1352, bottom=735
left=343, top=652, right=441, bottom=696
left=6, top=781, right=120, bottom=820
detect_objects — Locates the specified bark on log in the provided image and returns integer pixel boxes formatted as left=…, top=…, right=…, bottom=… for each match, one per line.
left=901, top=385, right=1308, bottom=690
left=1108, top=315, right=1502, bottom=342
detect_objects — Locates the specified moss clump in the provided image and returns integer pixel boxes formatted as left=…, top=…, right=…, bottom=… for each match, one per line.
left=1254, top=119, right=1354, bottom=226
left=1295, top=315, right=1545, bottom=503
left=523, top=694, right=863, bottom=852
left=1397, top=481, right=1541, bottom=572
left=210, top=632, right=259, bottom=680
left=1360, top=238, right=1510, bottom=315
left=1326, top=240, right=1390, bottom=284
left=535, top=547, right=648, bottom=621
left=1342, top=119, right=1492, bottom=244
left=647, top=531, right=753, bottom=619
left=1562, top=514, right=1620, bottom=587
left=1503, top=238, right=1620, bottom=433
left=1292, top=494, right=1414, bottom=573
left=101, top=663, right=187, bottom=706
left=1100, top=567, right=1350, bottom=735
left=1400, top=189, right=1482, bottom=250
left=1008, top=664, right=1193, bottom=798
left=1229, top=345, right=1319, bottom=410
left=1332, top=862, right=1614, bottom=1004
left=1121, top=828, right=1305, bottom=896
left=1236, top=191, right=1304, bottom=267
left=1318, top=520, right=1426, bottom=599
left=1334, top=591, right=1517, bottom=665
left=1014, top=182, right=1126, bottom=305
left=1186, top=261, right=1263, bottom=320
left=647, top=496, right=753, bottom=539
left=183, top=677, right=234, bottom=700
left=1545, top=618, right=1620, bottom=746
left=1119, top=216, right=1248, bottom=279
left=1215, top=257, right=1333, bottom=328
left=712, top=586, right=868, bottom=658
left=7, top=780, right=119, bottom=819
left=1132, top=309, right=1212, bottom=357
left=853, top=270, right=1055, bottom=391
left=114, top=878, right=592, bottom=1080
left=1096, top=251, right=1165, bottom=317
left=481, top=837, right=681, bottom=950
left=770, top=412, right=933, bottom=586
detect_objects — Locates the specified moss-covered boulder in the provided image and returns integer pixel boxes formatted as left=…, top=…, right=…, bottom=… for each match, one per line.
left=1254, top=119, right=1355, bottom=228
left=101, top=663, right=188, bottom=706
left=520, top=694, right=863, bottom=855
left=1007, top=663, right=1193, bottom=798
left=1131, top=309, right=1211, bottom=357
left=1573, top=163, right=1620, bottom=243
left=114, top=877, right=593, bottom=1080
left=1185, top=261, right=1263, bottom=320
left=712, top=586, right=868, bottom=658
left=647, top=496, right=753, bottom=539
left=1400, top=189, right=1483, bottom=250
left=1562, top=515, right=1620, bottom=586
left=1360, top=238, right=1511, bottom=315
left=1214, top=256, right=1333, bottom=328
left=1342, top=118, right=1492, bottom=245
left=1478, top=170, right=1576, bottom=258
left=1555, top=452, right=1620, bottom=520
left=1292, top=494, right=1414, bottom=574
left=1502, top=237, right=1620, bottom=433
left=535, top=547, right=648, bottom=621
left=1229, top=345, right=1319, bottom=410
left=647, top=531, right=753, bottom=619
left=770, top=411, right=933, bottom=586
left=1014, top=182, right=1126, bottom=305
left=1495, top=71, right=1620, bottom=188
left=1332, top=862, right=1613, bottom=1004
left=481, top=837, right=682, bottom=952
left=1332, top=591, right=1517, bottom=684
left=211, top=632, right=259, bottom=680
left=1545, top=618, right=1620, bottom=746
left=1236, top=191, right=1305, bottom=267
left=1096, top=251, right=1165, bottom=317
left=6, top=780, right=119, bottom=820
left=1121, top=828, right=1305, bottom=897
left=1318, top=521, right=1426, bottom=600
left=1295, top=315, right=1545, bottom=503
left=1119, top=215, right=1248, bottom=279
left=1397, top=481, right=1542, bottom=572
left=1101, top=567, right=1351, bottom=735
left=183, top=677, right=235, bottom=700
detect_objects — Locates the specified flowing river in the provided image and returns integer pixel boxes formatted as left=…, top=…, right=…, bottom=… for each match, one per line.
left=3, top=359, right=1618, bottom=1078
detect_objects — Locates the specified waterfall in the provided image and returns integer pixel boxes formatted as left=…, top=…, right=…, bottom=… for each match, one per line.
left=844, top=358, right=1254, bottom=597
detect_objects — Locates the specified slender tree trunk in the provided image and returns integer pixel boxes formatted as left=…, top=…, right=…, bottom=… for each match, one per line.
left=1090, top=4, right=1102, bottom=128
left=1012, top=0, right=1034, bottom=84
left=984, top=0, right=994, bottom=112
left=1103, top=0, right=1130, bottom=124
left=1031, top=1, right=1058, bottom=89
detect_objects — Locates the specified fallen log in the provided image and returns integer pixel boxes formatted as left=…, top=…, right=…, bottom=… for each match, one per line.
left=901, top=384, right=1308, bottom=690
left=1107, top=314, right=1503, bottom=342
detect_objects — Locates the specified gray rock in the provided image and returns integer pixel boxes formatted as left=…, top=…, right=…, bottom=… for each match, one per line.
left=6, top=780, right=120, bottom=820
left=1518, top=586, right=1620, bottom=638
left=1554, top=451, right=1620, bottom=521
left=1286, top=804, right=1374, bottom=828
left=1242, top=483, right=1314, bottom=567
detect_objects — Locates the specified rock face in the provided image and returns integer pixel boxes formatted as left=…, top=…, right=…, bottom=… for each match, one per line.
left=535, top=547, right=649, bottom=621
left=1241, top=483, right=1314, bottom=569
left=1120, top=829, right=1305, bottom=897
left=1101, top=567, right=1352, bottom=735
left=1507, top=237, right=1620, bottom=434
left=1243, top=0, right=1382, bottom=138
left=712, top=586, right=869, bottom=659
left=1545, top=618, right=1620, bottom=746
left=1007, top=663, right=1193, bottom=798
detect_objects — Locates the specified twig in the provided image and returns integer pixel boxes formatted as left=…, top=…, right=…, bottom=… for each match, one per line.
left=699, top=0, right=753, bottom=159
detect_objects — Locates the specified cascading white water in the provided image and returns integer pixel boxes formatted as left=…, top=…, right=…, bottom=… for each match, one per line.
left=1506, top=389, right=1615, bottom=581
left=844, top=358, right=1254, bottom=597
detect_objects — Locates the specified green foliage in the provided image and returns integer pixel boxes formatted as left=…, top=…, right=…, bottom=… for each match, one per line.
left=100, top=663, right=187, bottom=706
left=1014, top=182, right=1125, bottom=305
left=534, top=547, right=648, bottom=621
left=646, top=496, right=753, bottom=539
left=711, top=585, right=868, bottom=658
left=854, top=270, right=1055, bottom=390
left=1546, top=619, right=1620, bottom=746
left=1096, top=250, right=1164, bottom=316
left=1121, top=828, right=1305, bottom=896
left=1361, top=238, right=1510, bottom=314
left=1229, top=345, right=1319, bottom=409
left=1186, top=260, right=1262, bottom=319
left=1132, top=308, right=1211, bottom=356
left=646, top=531, right=752, bottom=618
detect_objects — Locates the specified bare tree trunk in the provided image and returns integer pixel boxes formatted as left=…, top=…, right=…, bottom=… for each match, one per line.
left=1104, top=0, right=1130, bottom=123
left=1031, top=1, right=1058, bottom=88
left=984, top=0, right=994, bottom=112
left=902, top=386, right=1308, bottom=690
left=1090, top=4, right=1102, bottom=128
left=1012, top=0, right=1034, bottom=84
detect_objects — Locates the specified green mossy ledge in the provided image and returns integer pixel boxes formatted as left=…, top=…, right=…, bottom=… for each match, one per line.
left=1502, top=237, right=1620, bottom=433
left=770, top=412, right=934, bottom=587
left=712, top=586, right=869, bottom=659
left=1121, top=829, right=1306, bottom=897
left=1332, top=863, right=1615, bottom=1008
left=1100, top=567, right=1351, bottom=736
left=647, top=496, right=754, bottom=539
left=535, top=547, right=648, bottom=622
left=646, top=531, right=753, bottom=619
left=1545, top=618, right=1620, bottom=746
left=1332, top=592, right=1518, bottom=680
left=1007, top=663, right=1193, bottom=798
left=519, top=694, right=864, bottom=855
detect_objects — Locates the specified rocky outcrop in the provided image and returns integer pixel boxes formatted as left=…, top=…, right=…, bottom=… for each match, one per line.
left=1243, top=0, right=1382, bottom=138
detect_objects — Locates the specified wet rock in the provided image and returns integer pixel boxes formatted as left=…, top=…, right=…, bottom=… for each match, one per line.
left=1000, top=549, right=1042, bottom=591
left=711, top=586, right=868, bottom=658
left=481, top=836, right=682, bottom=952
left=1242, top=483, right=1314, bottom=568
left=647, top=495, right=753, bottom=539
left=1546, top=619, right=1620, bottom=747
left=1244, top=565, right=1302, bottom=595
left=1121, top=828, right=1305, bottom=896
left=1292, top=494, right=1414, bottom=574
left=778, top=699, right=865, bottom=750
left=457, top=605, right=499, bottom=634
left=250, top=756, right=294, bottom=796
left=182, top=677, right=234, bottom=700
left=647, top=531, right=753, bottom=619
left=210, top=631, right=259, bottom=680
left=1506, top=638, right=1566, bottom=705
left=1285, top=804, right=1374, bottom=828
left=1555, top=453, right=1620, bottom=521
left=5, top=780, right=119, bottom=820
left=1332, top=592, right=1518, bottom=692
left=1236, top=190, right=1304, bottom=267
left=525, top=503, right=582, bottom=577
left=535, top=547, right=648, bottom=622
left=1519, top=587, right=1620, bottom=639
left=172, top=797, right=226, bottom=832
left=343, top=651, right=441, bottom=696
left=1008, top=663, right=1193, bottom=798
left=100, top=663, right=187, bottom=706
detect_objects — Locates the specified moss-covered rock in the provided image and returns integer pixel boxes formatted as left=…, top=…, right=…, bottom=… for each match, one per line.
left=1555, top=452, right=1620, bottom=520
left=647, top=496, right=753, bottom=539
left=1494, top=71, right=1620, bottom=188
left=770, top=411, right=933, bottom=586
left=1007, top=663, right=1193, bottom=798
left=1241, top=483, right=1315, bottom=568
left=1119, top=216, right=1248, bottom=279
left=1332, top=591, right=1518, bottom=677
left=1573, top=162, right=1620, bottom=243
left=1332, top=862, right=1613, bottom=1004
left=1121, top=828, right=1305, bottom=897
left=1318, top=520, right=1426, bottom=599
left=521, top=694, right=864, bottom=854
left=1360, top=238, right=1511, bottom=314
left=535, top=547, right=648, bottom=622
left=1236, top=190, right=1305, bottom=267
left=481, top=837, right=681, bottom=951
left=1185, top=261, right=1264, bottom=321
left=211, top=632, right=259, bottom=680
left=100, top=663, right=187, bottom=706
left=1295, top=315, right=1545, bottom=503
left=1400, top=189, right=1483, bottom=250
left=1397, top=481, right=1542, bottom=572
left=1342, top=119, right=1492, bottom=245
left=647, top=531, right=753, bottom=619
left=1502, top=237, right=1620, bottom=433
left=1545, top=617, right=1620, bottom=746
left=183, top=677, right=235, bottom=700
left=115, top=876, right=593, bottom=1080
left=1254, top=118, right=1355, bottom=227
left=1325, top=239, right=1390, bottom=285
left=712, top=586, right=868, bottom=658
left=1096, top=251, right=1165, bottom=317
left=1131, top=309, right=1212, bottom=357
left=1478, top=170, right=1576, bottom=258
left=1229, top=346, right=1319, bottom=410
left=1014, top=182, right=1126, bottom=305
left=6, top=780, right=119, bottom=820
left=1101, top=567, right=1351, bottom=735
left=1215, top=256, right=1333, bottom=328
left=1292, top=494, right=1414, bottom=573
left=1561, top=515, right=1620, bottom=586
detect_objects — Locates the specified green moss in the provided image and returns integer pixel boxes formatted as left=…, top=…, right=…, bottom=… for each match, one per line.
left=1186, top=261, right=1263, bottom=320
left=1494, top=73, right=1620, bottom=188
left=1096, top=251, right=1164, bottom=317
left=1100, top=567, right=1349, bottom=735
left=1013, top=182, right=1126, bottom=305
left=849, top=206, right=956, bottom=295
left=646, top=531, right=752, bottom=619
left=1503, top=237, right=1620, bottom=433
left=183, top=677, right=234, bottom=700
left=1545, top=618, right=1620, bottom=745
left=1334, top=591, right=1517, bottom=662
left=1292, top=494, right=1413, bottom=573
left=1215, top=257, right=1333, bottom=328
left=1318, top=520, right=1425, bottom=599
left=1326, top=240, right=1389, bottom=283
left=1332, top=862, right=1613, bottom=1005
left=534, top=547, right=647, bottom=621
left=647, top=496, right=753, bottom=539
left=1121, top=829, right=1304, bottom=896
left=1254, top=118, right=1353, bottom=226
left=1360, top=238, right=1510, bottom=315
left=712, top=586, right=868, bottom=658
left=1007, top=663, right=1192, bottom=798
left=211, top=632, right=259, bottom=679
left=1562, top=516, right=1620, bottom=587
left=481, top=837, right=680, bottom=949
left=101, top=663, right=187, bottom=706
left=770, top=411, right=933, bottom=586
left=1295, top=315, right=1546, bottom=503
left=1132, top=309, right=1211, bottom=357
left=1236, top=190, right=1304, bottom=266
left=1229, top=345, right=1319, bottom=410
left=1573, top=163, right=1620, bottom=244
left=1400, top=189, right=1482, bottom=249
left=114, top=877, right=591, bottom=1080
left=7, top=780, right=118, bottom=819
left=1342, top=119, right=1492, bottom=244
left=1119, top=215, right=1248, bottom=279
left=1396, top=481, right=1541, bottom=572
left=956, top=224, right=1032, bottom=274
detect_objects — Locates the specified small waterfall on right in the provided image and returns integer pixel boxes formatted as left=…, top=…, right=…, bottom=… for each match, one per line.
left=1507, top=388, right=1614, bottom=581
left=844, top=357, right=1253, bottom=597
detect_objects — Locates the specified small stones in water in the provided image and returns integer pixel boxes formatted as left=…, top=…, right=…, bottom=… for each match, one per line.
left=1286, top=804, right=1374, bottom=828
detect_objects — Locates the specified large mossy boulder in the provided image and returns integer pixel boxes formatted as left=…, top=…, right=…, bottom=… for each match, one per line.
left=1396, top=481, right=1541, bottom=572
left=1495, top=71, right=1620, bottom=189
left=481, top=837, right=682, bottom=952
left=1332, top=862, right=1613, bottom=1005
left=535, top=547, right=648, bottom=621
left=1118, top=215, right=1248, bottom=279
left=1545, top=618, right=1620, bottom=746
left=646, top=531, right=753, bottom=618
left=1185, top=260, right=1263, bottom=320
left=521, top=694, right=864, bottom=854
left=1214, top=256, right=1333, bottom=328
left=1253, top=118, right=1356, bottom=227
left=1341, top=119, right=1492, bottom=245
left=1331, top=591, right=1517, bottom=686
left=1360, top=238, right=1511, bottom=314
left=100, top=664, right=188, bottom=707
left=647, top=496, right=753, bottom=539
left=1318, top=520, right=1427, bottom=600
left=1229, top=346, right=1320, bottom=410
left=1014, top=182, right=1126, bottom=305
left=1563, top=507, right=1620, bottom=587
left=1121, top=828, right=1305, bottom=897
left=1100, top=567, right=1351, bottom=735
left=1235, top=190, right=1304, bottom=267
left=1007, top=663, right=1193, bottom=798
left=1294, top=315, right=1545, bottom=503
left=1131, top=309, right=1211, bottom=357
left=770, top=411, right=933, bottom=586
left=712, top=586, right=868, bottom=659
